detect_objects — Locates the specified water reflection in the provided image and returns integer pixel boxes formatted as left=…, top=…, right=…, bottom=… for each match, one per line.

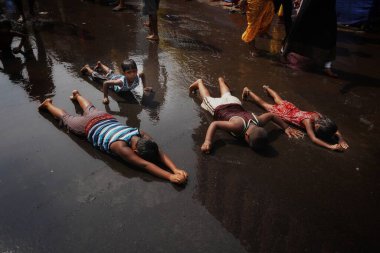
left=140, top=42, right=166, bottom=122
left=0, top=19, right=54, bottom=101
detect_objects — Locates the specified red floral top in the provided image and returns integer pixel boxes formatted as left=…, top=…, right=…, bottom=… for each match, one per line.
left=269, top=101, right=320, bottom=128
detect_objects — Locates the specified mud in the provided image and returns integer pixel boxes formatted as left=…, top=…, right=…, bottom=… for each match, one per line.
left=0, top=0, right=379, bottom=252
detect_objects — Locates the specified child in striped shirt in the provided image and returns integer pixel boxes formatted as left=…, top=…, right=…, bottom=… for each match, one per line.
left=38, top=90, right=187, bottom=185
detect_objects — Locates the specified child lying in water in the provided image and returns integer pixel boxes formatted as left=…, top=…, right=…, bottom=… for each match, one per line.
left=242, top=85, right=349, bottom=151
left=39, top=90, right=187, bottom=184
left=189, top=78, right=303, bottom=153
left=81, top=59, right=152, bottom=104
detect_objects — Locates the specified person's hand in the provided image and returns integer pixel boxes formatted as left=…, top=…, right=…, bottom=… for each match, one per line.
left=174, top=169, right=188, bottom=180
left=285, top=127, right=304, bottom=139
left=339, top=139, right=349, bottom=149
left=330, top=144, right=344, bottom=152
left=102, top=97, right=110, bottom=104
left=169, top=173, right=187, bottom=185
left=201, top=141, right=212, bottom=154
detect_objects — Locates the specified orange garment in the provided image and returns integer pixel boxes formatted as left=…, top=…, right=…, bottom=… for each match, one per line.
left=241, top=0, right=275, bottom=43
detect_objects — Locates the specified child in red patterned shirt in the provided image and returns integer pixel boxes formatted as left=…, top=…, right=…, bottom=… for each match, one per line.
left=242, top=85, right=349, bottom=151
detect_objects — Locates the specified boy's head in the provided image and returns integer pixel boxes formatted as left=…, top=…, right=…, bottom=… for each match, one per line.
left=247, top=126, right=268, bottom=151
left=136, top=138, right=159, bottom=163
left=314, top=116, right=337, bottom=140
left=121, top=59, right=138, bottom=81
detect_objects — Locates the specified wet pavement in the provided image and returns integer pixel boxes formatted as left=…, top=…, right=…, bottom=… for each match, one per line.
left=0, top=0, right=380, bottom=252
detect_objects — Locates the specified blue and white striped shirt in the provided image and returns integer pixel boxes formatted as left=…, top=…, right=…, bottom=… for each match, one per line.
left=87, top=119, right=140, bottom=153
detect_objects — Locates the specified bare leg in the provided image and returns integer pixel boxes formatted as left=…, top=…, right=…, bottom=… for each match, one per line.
left=95, top=61, right=111, bottom=74
left=263, top=85, right=283, bottom=105
left=70, top=90, right=92, bottom=110
left=189, top=79, right=211, bottom=100
left=242, top=87, right=273, bottom=111
left=217, top=77, right=230, bottom=96
left=112, top=0, right=126, bottom=11
left=146, top=14, right=159, bottom=41
left=80, top=64, right=94, bottom=76
left=38, top=99, right=66, bottom=119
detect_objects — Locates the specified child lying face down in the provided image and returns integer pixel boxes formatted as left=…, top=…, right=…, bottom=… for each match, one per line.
left=189, top=77, right=303, bottom=153
left=242, top=85, right=349, bottom=151
left=39, top=90, right=187, bottom=185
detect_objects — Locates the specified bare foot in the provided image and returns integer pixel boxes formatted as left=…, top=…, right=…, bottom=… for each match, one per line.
left=324, top=68, right=338, bottom=78
left=262, top=85, right=270, bottom=95
left=70, top=90, right=80, bottom=101
left=103, top=97, right=110, bottom=104
left=146, top=35, right=159, bottom=41
left=241, top=87, right=251, bottom=101
left=80, top=64, right=90, bottom=75
left=112, top=5, right=125, bottom=12
left=218, top=77, right=230, bottom=89
left=189, top=79, right=201, bottom=94
left=94, top=61, right=102, bottom=71
left=38, top=98, right=52, bottom=110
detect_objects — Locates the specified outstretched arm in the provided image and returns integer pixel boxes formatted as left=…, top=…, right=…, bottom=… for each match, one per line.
left=140, top=130, right=188, bottom=180
left=111, top=142, right=187, bottom=184
left=159, top=150, right=188, bottom=179
left=335, top=130, right=349, bottom=149
left=102, top=79, right=122, bottom=104
left=257, top=112, right=303, bottom=138
left=304, top=119, right=344, bottom=151
left=202, top=120, right=242, bottom=154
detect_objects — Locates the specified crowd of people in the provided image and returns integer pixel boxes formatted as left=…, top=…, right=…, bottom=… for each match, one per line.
left=239, top=0, right=339, bottom=76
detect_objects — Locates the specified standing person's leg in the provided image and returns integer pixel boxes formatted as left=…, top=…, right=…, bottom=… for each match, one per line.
left=242, top=87, right=273, bottom=111
left=38, top=98, right=66, bottom=119
left=189, top=79, right=211, bottom=101
left=112, top=0, right=126, bottom=11
left=144, top=0, right=160, bottom=41
left=146, top=14, right=158, bottom=40
left=217, top=77, right=231, bottom=96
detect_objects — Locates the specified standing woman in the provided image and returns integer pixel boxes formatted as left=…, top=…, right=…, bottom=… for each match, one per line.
left=283, top=0, right=338, bottom=77
left=241, top=0, right=275, bottom=55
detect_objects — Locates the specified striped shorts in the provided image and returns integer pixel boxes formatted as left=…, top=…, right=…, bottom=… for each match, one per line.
left=60, top=105, right=110, bottom=136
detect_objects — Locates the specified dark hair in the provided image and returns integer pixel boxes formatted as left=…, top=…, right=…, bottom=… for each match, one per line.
left=121, top=59, right=137, bottom=72
left=136, top=138, right=159, bottom=162
left=314, top=116, right=338, bottom=140
left=248, top=126, right=268, bottom=151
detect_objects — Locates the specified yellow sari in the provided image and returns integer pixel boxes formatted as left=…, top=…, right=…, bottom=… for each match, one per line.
left=241, top=0, right=275, bottom=43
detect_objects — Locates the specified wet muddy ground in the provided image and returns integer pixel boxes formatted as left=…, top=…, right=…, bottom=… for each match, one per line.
left=0, top=0, right=379, bottom=252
